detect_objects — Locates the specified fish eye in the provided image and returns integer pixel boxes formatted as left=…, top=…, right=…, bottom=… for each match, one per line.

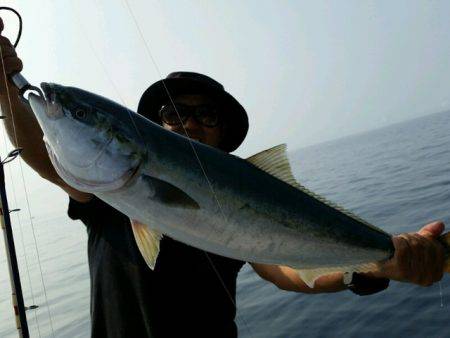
left=75, top=109, right=87, bottom=119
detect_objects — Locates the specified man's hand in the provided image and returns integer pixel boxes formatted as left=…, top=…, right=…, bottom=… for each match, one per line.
left=0, top=16, right=23, bottom=97
left=372, top=221, right=445, bottom=286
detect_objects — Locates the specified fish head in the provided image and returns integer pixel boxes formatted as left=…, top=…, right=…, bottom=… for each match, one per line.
left=28, top=83, right=146, bottom=192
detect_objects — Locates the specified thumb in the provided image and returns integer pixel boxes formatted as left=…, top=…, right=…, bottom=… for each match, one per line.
left=417, top=221, right=445, bottom=239
left=0, top=17, right=3, bottom=34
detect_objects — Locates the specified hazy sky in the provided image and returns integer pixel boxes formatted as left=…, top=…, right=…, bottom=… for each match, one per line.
left=1, top=0, right=449, bottom=158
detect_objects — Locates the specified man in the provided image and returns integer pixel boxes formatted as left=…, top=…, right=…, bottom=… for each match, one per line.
left=0, top=18, right=445, bottom=337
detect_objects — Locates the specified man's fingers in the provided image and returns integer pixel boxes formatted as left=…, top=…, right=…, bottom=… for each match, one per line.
left=0, top=44, right=17, bottom=58
left=390, top=223, right=447, bottom=287
left=411, top=234, right=435, bottom=285
left=0, top=17, right=4, bottom=33
left=416, top=234, right=439, bottom=283
left=406, top=233, right=445, bottom=285
left=0, top=32, right=21, bottom=77
left=396, top=234, right=431, bottom=285
left=418, top=221, right=445, bottom=239
left=420, top=233, right=445, bottom=283
left=2, top=57, right=22, bottom=75
left=403, top=234, right=426, bottom=284
left=0, top=35, right=13, bottom=48
left=414, top=222, right=446, bottom=283
left=392, top=236, right=411, bottom=281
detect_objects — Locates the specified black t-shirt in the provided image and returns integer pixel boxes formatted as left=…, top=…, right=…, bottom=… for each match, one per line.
left=68, top=196, right=245, bottom=338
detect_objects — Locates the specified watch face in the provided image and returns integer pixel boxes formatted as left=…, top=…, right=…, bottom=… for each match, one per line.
left=343, top=271, right=354, bottom=285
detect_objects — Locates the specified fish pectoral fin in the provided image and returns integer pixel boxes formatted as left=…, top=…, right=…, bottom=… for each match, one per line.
left=131, top=219, right=163, bottom=270
left=295, top=262, right=380, bottom=288
left=142, top=174, right=199, bottom=209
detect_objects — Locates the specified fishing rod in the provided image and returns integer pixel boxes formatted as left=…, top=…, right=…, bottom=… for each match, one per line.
left=0, top=149, right=29, bottom=338
left=0, top=6, right=42, bottom=337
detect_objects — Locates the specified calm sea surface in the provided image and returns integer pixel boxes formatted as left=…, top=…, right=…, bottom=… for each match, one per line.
left=1, top=111, right=450, bottom=337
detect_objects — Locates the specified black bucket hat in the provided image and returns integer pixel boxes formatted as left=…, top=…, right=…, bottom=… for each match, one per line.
left=137, top=72, right=249, bottom=152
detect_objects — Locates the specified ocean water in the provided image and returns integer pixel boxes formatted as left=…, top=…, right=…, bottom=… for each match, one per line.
left=237, top=110, right=450, bottom=338
left=1, top=111, right=450, bottom=337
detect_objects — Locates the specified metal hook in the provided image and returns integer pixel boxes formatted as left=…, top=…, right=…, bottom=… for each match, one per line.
left=10, top=73, right=44, bottom=100
left=0, top=7, right=22, bottom=48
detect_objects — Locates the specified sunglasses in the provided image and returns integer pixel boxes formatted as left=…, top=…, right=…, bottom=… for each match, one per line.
left=158, top=103, right=220, bottom=128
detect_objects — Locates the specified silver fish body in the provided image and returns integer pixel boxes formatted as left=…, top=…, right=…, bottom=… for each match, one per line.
left=28, top=83, right=394, bottom=275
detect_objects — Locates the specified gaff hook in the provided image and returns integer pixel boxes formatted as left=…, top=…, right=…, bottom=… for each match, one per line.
left=0, top=6, right=43, bottom=99
left=10, top=73, right=44, bottom=99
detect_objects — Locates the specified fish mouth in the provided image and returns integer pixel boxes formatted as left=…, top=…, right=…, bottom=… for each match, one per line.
left=28, top=91, right=64, bottom=121
left=28, top=93, right=47, bottom=119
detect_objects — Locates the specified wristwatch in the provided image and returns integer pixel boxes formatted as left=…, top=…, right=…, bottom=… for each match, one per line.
left=343, top=272, right=390, bottom=296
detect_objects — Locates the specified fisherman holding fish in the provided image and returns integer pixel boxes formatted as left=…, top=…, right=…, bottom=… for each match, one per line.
left=0, top=17, right=447, bottom=338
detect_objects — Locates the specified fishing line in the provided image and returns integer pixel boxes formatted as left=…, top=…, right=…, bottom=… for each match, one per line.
left=0, top=7, right=55, bottom=337
left=121, top=1, right=255, bottom=336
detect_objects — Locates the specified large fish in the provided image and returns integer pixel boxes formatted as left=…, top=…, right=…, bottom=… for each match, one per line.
left=27, top=83, right=449, bottom=287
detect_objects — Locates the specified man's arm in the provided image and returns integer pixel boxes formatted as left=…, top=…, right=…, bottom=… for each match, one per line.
left=0, top=18, right=91, bottom=202
left=252, top=221, right=445, bottom=294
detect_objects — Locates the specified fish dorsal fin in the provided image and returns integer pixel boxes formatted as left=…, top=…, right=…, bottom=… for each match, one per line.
left=296, top=262, right=380, bottom=288
left=131, top=219, right=163, bottom=270
left=246, top=144, right=300, bottom=188
left=246, top=144, right=386, bottom=233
